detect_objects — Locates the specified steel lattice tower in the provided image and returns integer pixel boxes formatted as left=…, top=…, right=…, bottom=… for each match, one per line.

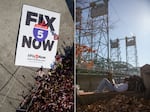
left=110, top=39, right=121, bottom=72
left=76, top=0, right=110, bottom=71
left=125, top=36, right=138, bottom=75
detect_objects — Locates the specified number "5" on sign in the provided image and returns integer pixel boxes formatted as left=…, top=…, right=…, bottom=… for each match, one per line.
left=33, top=27, right=48, bottom=42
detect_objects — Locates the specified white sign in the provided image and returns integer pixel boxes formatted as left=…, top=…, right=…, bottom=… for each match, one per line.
left=15, top=5, right=60, bottom=68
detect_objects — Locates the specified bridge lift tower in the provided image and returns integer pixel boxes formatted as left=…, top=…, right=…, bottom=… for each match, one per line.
left=110, top=36, right=139, bottom=75
left=110, top=38, right=121, bottom=72
left=125, top=36, right=138, bottom=75
left=76, top=0, right=110, bottom=71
